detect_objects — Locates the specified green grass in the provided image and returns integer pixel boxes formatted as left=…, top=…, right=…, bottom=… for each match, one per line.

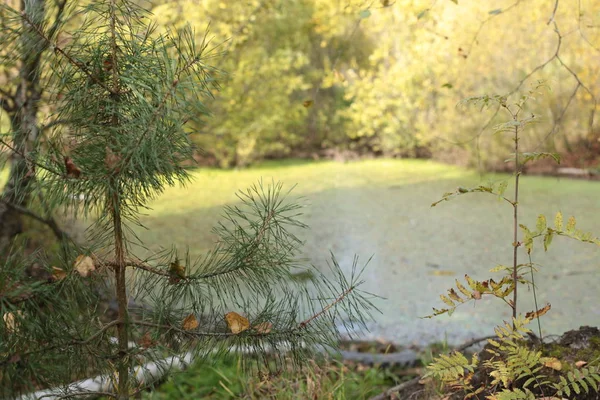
left=142, top=354, right=396, bottom=400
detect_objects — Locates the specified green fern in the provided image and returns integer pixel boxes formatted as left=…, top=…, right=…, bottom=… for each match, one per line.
left=552, top=367, right=600, bottom=397
left=487, top=388, right=536, bottom=400
left=425, top=350, right=478, bottom=386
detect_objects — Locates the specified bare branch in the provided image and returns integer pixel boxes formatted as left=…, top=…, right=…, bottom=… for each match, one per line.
left=0, top=198, right=71, bottom=242
left=465, top=0, right=523, bottom=56
left=547, top=0, right=559, bottom=25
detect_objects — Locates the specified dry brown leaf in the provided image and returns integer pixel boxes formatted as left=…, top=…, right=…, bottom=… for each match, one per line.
left=542, top=357, right=562, bottom=371
left=182, top=314, right=199, bottom=331
left=51, top=266, right=67, bottom=281
left=525, top=303, right=551, bottom=320
left=139, top=332, right=156, bottom=349
left=225, top=311, right=250, bottom=334
left=64, top=156, right=81, bottom=178
left=74, top=255, right=95, bottom=277
left=575, top=360, right=588, bottom=368
left=253, top=321, right=273, bottom=334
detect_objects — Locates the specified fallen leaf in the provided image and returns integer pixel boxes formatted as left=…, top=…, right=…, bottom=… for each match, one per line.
left=303, top=100, right=313, bottom=108
left=542, top=357, right=562, bottom=371
left=428, top=270, right=455, bottom=276
left=253, top=321, right=273, bottom=334
left=64, top=156, right=81, bottom=178
left=575, top=360, right=588, bottom=368
left=182, top=314, right=199, bottom=331
left=3, top=311, right=22, bottom=333
left=74, top=255, right=95, bottom=277
left=225, top=311, right=250, bottom=334
left=51, top=266, right=67, bottom=281
left=139, top=332, right=156, bottom=348
left=525, top=303, right=551, bottom=320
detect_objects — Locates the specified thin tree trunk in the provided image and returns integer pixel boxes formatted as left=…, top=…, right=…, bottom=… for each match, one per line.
left=0, top=0, right=44, bottom=254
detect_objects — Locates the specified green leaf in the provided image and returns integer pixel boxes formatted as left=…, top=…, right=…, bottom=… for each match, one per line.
left=442, top=82, right=453, bottom=89
left=488, top=9, right=502, bottom=15
left=555, top=212, right=563, bottom=231
left=497, top=180, right=508, bottom=197
left=359, top=9, right=371, bottom=18
left=450, top=0, right=458, bottom=3
left=417, top=9, right=428, bottom=19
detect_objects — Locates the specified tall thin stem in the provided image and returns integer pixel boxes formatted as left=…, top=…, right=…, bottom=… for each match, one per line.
left=112, top=188, right=129, bottom=399
left=108, top=1, right=129, bottom=397
left=512, top=121, right=520, bottom=322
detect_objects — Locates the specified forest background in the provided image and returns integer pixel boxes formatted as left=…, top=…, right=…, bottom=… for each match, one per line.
left=142, top=0, right=600, bottom=171
left=2, top=0, right=599, bottom=171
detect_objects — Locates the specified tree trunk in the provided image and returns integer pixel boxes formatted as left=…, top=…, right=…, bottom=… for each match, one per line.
left=0, top=0, right=44, bottom=254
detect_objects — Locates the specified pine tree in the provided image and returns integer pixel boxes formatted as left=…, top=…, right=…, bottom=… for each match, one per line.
left=0, top=1, right=376, bottom=398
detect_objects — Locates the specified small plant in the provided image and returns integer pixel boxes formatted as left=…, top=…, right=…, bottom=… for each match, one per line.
left=425, top=84, right=600, bottom=399
left=0, top=1, right=376, bottom=398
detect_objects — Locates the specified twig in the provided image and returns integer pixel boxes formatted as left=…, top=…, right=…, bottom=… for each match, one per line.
left=0, top=320, right=121, bottom=367
left=0, top=198, right=71, bottom=242
left=547, top=0, right=559, bottom=25
left=298, top=285, right=355, bottom=329
left=454, top=335, right=496, bottom=352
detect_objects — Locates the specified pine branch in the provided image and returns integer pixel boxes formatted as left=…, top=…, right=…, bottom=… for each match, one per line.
left=0, top=320, right=120, bottom=367
left=19, top=10, right=115, bottom=94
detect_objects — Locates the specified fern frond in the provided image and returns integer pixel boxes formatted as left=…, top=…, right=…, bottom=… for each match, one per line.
left=552, top=366, right=600, bottom=397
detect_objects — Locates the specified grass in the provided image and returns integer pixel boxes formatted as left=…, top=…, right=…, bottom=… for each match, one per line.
left=142, top=354, right=399, bottom=400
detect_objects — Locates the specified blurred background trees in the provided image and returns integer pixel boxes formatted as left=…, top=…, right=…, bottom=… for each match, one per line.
left=147, top=0, right=599, bottom=169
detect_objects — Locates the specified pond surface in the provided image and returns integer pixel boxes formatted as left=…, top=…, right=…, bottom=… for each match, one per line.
left=138, top=159, right=600, bottom=347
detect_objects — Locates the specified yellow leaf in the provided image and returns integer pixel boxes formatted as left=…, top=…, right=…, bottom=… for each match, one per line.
left=456, top=279, right=471, bottom=297
left=52, top=266, right=67, bottom=281
left=465, top=274, right=477, bottom=290
left=440, top=294, right=455, bottom=307
left=74, top=255, right=95, bottom=277
left=3, top=312, right=18, bottom=333
left=542, top=357, right=562, bottom=370
left=303, top=100, right=313, bottom=108
left=182, top=314, right=199, bottom=331
left=428, top=270, right=455, bottom=276
left=555, top=212, right=563, bottom=231
left=525, top=303, right=551, bottom=320
left=447, top=288, right=462, bottom=302
left=253, top=321, right=273, bottom=334
left=225, top=311, right=250, bottom=334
